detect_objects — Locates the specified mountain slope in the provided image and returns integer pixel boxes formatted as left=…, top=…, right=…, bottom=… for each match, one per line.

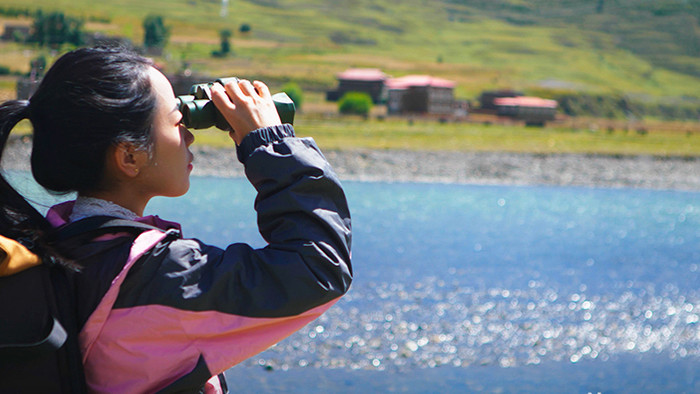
left=1, top=0, right=698, bottom=100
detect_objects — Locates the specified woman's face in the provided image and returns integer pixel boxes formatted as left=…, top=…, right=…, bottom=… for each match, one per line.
left=138, top=67, right=195, bottom=198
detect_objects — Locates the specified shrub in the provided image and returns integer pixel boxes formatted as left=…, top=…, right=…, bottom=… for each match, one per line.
left=30, top=10, right=84, bottom=47
left=212, top=29, right=232, bottom=58
left=338, top=92, right=373, bottom=116
left=281, top=82, right=303, bottom=110
left=143, top=15, right=169, bottom=50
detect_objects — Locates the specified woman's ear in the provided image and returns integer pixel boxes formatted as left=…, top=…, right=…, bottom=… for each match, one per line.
left=110, top=142, right=148, bottom=179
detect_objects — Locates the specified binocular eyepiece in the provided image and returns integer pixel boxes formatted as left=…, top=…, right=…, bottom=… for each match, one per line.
left=176, top=77, right=295, bottom=130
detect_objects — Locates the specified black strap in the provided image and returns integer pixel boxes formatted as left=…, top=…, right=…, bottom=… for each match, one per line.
left=0, top=317, right=67, bottom=360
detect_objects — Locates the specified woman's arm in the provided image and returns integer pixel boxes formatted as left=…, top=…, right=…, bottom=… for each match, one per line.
left=116, top=125, right=352, bottom=316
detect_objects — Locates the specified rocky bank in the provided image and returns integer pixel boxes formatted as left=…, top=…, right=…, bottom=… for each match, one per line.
left=4, top=135, right=700, bottom=191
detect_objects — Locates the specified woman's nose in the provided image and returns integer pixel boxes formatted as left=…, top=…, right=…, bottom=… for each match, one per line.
left=182, top=125, right=195, bottom=146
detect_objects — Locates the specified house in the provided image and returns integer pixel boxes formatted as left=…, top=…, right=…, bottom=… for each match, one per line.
left=478, top=90, right=525, bottom=111
left=2, top=24, right=31, bottom=42
left=493, top=96, right=558, bottom=126
left=386, top=75, right=455, bottom=115
left=326, top=68, right=388, bottom=103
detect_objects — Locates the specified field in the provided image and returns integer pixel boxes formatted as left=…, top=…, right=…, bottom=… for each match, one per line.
left=0, top=0, right=699, bottom=156
left=192, top=111, right=700, bottom=157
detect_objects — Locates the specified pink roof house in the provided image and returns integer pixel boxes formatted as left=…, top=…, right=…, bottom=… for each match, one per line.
left=385, top=75, right=456, bottom=115
left=326, top=68, right=389, bottom=103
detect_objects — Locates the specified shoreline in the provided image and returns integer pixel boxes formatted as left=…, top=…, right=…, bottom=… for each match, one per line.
left=4, top=136, right=700, bottom=191
left=190, top=143, right=700, bottom=191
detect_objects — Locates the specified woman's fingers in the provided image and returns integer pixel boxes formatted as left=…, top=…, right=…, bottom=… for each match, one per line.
left=210, top=83, right=235, bottom=111
left=222, top=79, right=247, bottom=103
left=209, top=79, right=281, bottom=145
left=236, top=79, right=258, bottom=97
left=253, top=80, right=271, bottom=100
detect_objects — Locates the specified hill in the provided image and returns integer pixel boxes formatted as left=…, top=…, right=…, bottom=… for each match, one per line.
left=0, top=0, right=699, bottom=103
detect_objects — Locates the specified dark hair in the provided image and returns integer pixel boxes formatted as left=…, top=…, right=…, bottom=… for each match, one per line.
left=29, top=46, right=155, bottom=193
left=0, top=46, right=156, bottom=265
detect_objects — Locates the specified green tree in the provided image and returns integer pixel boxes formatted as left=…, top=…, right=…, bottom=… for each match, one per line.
left=281, top=82, right=303, bottom=110
left=30, top=10, right=84, bottom=47
left=212, top=29, right=233, bottom=58
left=338, top=92, right=372, bottom=116
left=220, top=29, right=232, bottom=55
left=143, top=15, right=169, bottom=50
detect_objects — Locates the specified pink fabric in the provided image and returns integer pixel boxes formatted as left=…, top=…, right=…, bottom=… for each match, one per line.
left=83, top=301, right=336, bottom=392
left=79, top=230, right=168, bottom=366
left=51, top=200, right=340, bottom=392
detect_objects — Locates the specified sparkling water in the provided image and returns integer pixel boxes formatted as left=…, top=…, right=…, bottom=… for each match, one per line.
left=150, top=177, right=700, bottom=392
left=10, top=172, right=699, bottom=392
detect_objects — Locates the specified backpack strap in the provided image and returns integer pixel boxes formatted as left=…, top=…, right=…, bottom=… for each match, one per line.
left=51, top=215, right=165, bottom=244
left=0, top=234, right=42, bottom=276
left=0, top=317, right=67, bottom=360
left=0, top=236, right=86, bottom=392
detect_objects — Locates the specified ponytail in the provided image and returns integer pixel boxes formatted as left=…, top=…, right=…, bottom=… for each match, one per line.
left=0, top=46, right=154, bottom=268
left=0, top=100, right=73, bottom=268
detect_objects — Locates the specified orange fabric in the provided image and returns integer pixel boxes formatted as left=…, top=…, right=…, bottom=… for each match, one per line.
left=0, top=234, right=41, bottom=276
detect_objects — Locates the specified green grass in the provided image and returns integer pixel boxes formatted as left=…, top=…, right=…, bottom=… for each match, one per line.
left=1, top=0, right=699, bottom=157
left=192, top=115, right=700, bottom=157
left=1, top=0, right=699, bottom=101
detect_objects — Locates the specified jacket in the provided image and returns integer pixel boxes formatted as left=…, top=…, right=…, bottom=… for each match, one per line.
left=46, top=125, right=353, bottom=393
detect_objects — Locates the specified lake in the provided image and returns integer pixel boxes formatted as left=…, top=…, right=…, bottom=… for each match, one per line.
left=10, top=172, right=700, bottom=392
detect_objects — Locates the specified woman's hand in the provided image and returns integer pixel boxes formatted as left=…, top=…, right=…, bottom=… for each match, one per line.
left=210, top=79, right=282, bottom=145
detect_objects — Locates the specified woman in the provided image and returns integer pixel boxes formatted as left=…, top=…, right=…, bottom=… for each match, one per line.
left=0, top=46, right=352, bottom=393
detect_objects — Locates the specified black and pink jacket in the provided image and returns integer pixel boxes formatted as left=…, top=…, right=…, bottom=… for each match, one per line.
left=47, top=125, right=353, bottom=393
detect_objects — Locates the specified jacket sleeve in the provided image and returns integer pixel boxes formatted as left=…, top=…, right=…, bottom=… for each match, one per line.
left=79, top=125, right=353, bottom=393
left=114, top=124, right=353, bottom=317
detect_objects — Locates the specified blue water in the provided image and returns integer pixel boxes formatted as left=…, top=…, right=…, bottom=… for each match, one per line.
left=9, top=172, right=700, bottom=392
left=149, top=177, right=700, bottom=393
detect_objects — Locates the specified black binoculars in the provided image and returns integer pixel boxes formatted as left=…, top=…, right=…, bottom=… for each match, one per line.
left=176, top=77, right=295, bottom=130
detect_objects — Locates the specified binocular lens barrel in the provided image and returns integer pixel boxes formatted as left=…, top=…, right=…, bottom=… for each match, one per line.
left=175, top=78, right=296, bottom=130
left=178, top=96, right=221, bottom=130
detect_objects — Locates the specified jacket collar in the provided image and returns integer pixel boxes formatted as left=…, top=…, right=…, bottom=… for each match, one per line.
left=46, top=201, right=182, bottom=234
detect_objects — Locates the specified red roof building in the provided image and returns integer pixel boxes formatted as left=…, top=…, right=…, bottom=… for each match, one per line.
left=493, top=96, right=558, bottom=126
left=326, top=68, right=389, bottom=103
left=386, top=75, right=456, bottom=115
left=493, top=96, right=557, bottom=108
left=336, top=68, right=388, bottom=81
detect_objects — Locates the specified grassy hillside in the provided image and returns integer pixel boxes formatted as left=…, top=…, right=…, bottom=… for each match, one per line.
left=0, top=0, right=698, bottom=103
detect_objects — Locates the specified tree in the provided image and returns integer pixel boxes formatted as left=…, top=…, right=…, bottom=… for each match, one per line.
left=338, top=92, right=372, bottom=117
left=281, top=82, right=303, bottom=110
left=30, top=10, right=84, bottom=48
left=143, top=15, right=169, bottom=51
left=212, top=29, right=233, bottom=58
left=221, top=29, right=232, bottom=56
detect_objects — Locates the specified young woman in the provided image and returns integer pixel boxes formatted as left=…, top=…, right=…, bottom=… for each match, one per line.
left=0, top=46, right=352, bottom=393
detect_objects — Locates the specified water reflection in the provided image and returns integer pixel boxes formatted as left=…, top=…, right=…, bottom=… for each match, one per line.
left=243, top=278, right=699, bottom=372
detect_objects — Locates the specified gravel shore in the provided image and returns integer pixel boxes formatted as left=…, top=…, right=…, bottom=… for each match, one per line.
left=5, top=135, right=700, bottom=191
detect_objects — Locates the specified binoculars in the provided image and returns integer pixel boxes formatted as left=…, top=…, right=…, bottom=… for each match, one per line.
left=176, top=77, right=295, bottom=130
